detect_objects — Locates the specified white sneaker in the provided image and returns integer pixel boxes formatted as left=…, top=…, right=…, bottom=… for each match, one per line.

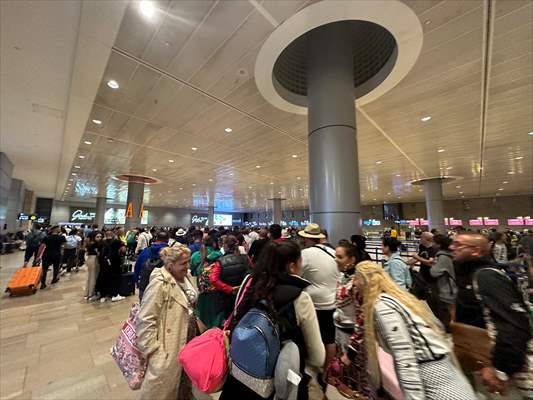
left=100, top=297, right=107, bottom=303
left=111, top=295, right=125, bottom=302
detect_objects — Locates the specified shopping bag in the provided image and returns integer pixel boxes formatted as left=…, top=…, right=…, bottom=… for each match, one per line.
left=110, top=303, right=147, bottom=390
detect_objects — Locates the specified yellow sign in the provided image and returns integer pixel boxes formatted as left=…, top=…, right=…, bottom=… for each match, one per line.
left=126, top=203, right=133, bottom=218
left=139, top=203, right=144, bottom=218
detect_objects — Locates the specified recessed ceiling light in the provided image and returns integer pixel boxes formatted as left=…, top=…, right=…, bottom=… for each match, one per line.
left=192, top=183, right=196, bottom=186
left=84, top=141, right=92, bottom=145
left=179, top=187, right=183, bottom=190
left=459, top=191, right=463, bottom=194
left=68, top=178, right=73, bottom=182
left=508, top=171, right=515, bottom=175
left=498, top=188, right=504, bottom=191
left=387, top=192, right=391, bottom=195
left=191, top=147, right=198, bottom=151
left=502, top=181, right=508, bottom=184
left=299, top=188, right=303, bottom=191
left=278, top=191, right=282, bottom=194
left=456, top=185, right=461, bottom=188
left=224, top=128, right=232, bottom=133
left=92, top=119, right=102, bottom=125
left=376, top=161, right=383, bottom=164
left=78, top=155, right=85, bottom=159
left=446, top=166, right=453, bottom=170
left=229, top=173, right=234, bottom=176
left=152, top=168, right=157, bottom=172
left=71, top=173, right=77, bottom=176
left=514, top=156, right=524, bottom=160
left=168, top=159, right=174, bottom=163
left=420, top=116, right=432, bottom=122
left=437, top=149, right=445, bottom=153
left=107, top=79, right=119, bottom=89
left=139, top=1, right=155, bottom=17
left=248, top=186, right=252, bottom=189
left=528, top=131, right=533, bottom=136
left=255, top=165, right=261, bottom=169
left=424, top=19, right=431, bottom=25
left=209, top=178, right=213, bottom=182
left=291, top=154, right=298, bottom=158
left=74, top=165, right=81, bottom=169
left=373, top=198, right=377, bottom=201
left=270, top=182, right=274, bottom=185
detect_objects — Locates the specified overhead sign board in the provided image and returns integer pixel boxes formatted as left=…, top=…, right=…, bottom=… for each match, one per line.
left=191, top=214, right=208, bottom=226
left=469, top=219, right=483, bottom=226
left=70, top=208, right=96, bottom=222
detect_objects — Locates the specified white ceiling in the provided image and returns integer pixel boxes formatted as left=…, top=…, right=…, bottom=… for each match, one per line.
left=3, top=0, right=532, bottom=211
left=0, top=0, right=82, bottom=197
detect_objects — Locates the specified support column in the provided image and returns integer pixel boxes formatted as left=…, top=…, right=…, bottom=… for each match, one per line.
left=95, top=197, right=106, bottom=228
left=272, top=198, right=282, bottom=225
left=422, top=178, right=445, bottom=233
left=307, top=22, right=361, bottom=244
left=207, top=206, right=215, bottom=227
left=124, top=181, right=144, bottom=230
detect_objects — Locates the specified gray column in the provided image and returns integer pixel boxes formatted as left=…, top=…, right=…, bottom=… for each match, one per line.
left=124, top=181, right=144, bottom=230
left=307, top=22, right=361, bottom=244
left=422, top=178, right=445, bottom=233
left=95, top=197, right=106, bottom=228
left=207, top=206, right=215, bottom=227
left=272, top=198, right=282, bottom=225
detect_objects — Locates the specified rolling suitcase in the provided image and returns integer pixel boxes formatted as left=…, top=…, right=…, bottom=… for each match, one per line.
left=6, top=267, right=42, bottom=296
left=119, top=271, right=135, bottom=297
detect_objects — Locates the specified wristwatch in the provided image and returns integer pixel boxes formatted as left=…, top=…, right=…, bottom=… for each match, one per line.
left=494, top=368, right=509, bottom=382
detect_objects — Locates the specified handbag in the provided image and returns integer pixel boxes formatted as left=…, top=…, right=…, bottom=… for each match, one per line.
left=450, top=321, right=492, bottom=373
left=179, top=274, right=253, bottom=393
left=110, top=303, right=147, bottom=390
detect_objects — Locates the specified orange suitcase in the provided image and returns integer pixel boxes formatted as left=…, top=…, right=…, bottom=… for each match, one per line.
left=5, top=267, right=42, bottom=296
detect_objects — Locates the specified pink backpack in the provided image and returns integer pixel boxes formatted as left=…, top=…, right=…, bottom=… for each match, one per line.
left=179, top=275, right=252, bottom=393
left=111, top=303, right=147, bottom=390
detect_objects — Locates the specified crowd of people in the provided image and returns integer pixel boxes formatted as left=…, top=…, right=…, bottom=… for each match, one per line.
left=16, top=221, right=533, bottom=399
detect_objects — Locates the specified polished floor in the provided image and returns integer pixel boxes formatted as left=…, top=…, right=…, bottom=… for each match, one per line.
left=0, top=251, right=347, bottom=400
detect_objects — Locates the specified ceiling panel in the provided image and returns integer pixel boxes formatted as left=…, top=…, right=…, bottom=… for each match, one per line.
left=64, top=0, right=533, bottom=211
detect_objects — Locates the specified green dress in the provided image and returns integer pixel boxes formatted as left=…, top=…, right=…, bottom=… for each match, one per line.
left=190, top=247, right=224, bottom=329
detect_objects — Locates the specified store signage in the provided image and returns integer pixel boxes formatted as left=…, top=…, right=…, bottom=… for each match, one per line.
left=363, top=219, right=381, bottom=226
left=449, top=219, right=463, bottom=226
left=419, top=219, right=428, bottom=226
left=30, top=215, right=37, bottom=221
left=483, top=218, right=499, bottom=226
left=37, top=217, right=46, bottom=223
left=469, top=219, right=483, bottom=226
left=17, top=213, right=29, bottom=221
left=71, top=209, right=96, bottom=222
left=191, top=214, right=208, bottom=225
left=408, top=219, right=419, bottom=226
left=508, top=218, right=524, bottom=226
left=525, top=218, right=533, bottom=226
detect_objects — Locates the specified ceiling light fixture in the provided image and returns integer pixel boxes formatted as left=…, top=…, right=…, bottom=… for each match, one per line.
left=291, top=154, right=298, bottom=158
left=71, top=173, right=77, bottom=176
left=502, top=181, right=508, bottom=184
left=420, top=116, right=432, bottom=122
left=92, top=119, right=102, bottom=125
left=191, top=147, right=198, bottom=151
left=459, top=191, right=463, bottom=194
left=78, top=155, right=85, bottom=159
left=192, top=183, right=196, bottom=186
left=152, top=168, right=157, bottom=172
left=514, top=156, right=524, bottom=160
left=74, top=165, right=81, bottom=169
left=446, top=166, right=453, bottom=170
left=376, top=161, right=383, bottom=164
left=255, top=165, right=261, bottom=169
left=224, top=128, right=232, bottom=133
left=498, top=188, right=504, bottom=191
left=456, top=185, right=461, bottom=188
left=508, top=171, right=515, bottom=175
left=84, top=141, right=92, bottom=145
left=168, top=159, right=174, bottom=163
left=528, top=131, right=533, bottom=136
left=248, top=186, right=252, bottom=189
left=387, top=192, right=391, bottom=195
left=107, top=79, right=119, bottom=89
left=437, top=148, right=445, bottom=153
left=68, top=178, right=73, bottom=182
left=179, top=187, right=183, bottom=190
left=139, top=1, right=155, bottom=17
left=270, top=182, right=274, bottom=185
left=209, top=178, right=213, bottom=182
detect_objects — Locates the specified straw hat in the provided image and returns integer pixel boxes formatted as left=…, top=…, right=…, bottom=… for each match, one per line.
left=298, top=223, right=325, bottom=239
left=176, top=228, right=186, bottom=236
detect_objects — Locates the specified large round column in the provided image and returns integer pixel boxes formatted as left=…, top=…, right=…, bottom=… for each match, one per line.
left=207, top=205, right=215, bottom=227
left=95, top=196, right=106, bottom=228
left=422, top=178, right=445, bottom=233
left=307, top=22, right=361, bottom=243
left=271, top=198, right=283, bottom=225
left=124, top=181, right=144, bottom=230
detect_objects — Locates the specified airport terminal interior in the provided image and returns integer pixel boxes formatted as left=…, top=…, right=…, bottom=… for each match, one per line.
left=1, top=0, right=532, bottom=399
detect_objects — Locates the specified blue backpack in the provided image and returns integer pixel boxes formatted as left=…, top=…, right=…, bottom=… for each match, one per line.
left=229, top=306, right=280, bottom=398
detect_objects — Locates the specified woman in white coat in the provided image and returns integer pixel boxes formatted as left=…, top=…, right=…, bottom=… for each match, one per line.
left=136, top=243, right=198, bottom=400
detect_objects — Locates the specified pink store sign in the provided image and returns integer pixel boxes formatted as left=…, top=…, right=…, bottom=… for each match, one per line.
left=419, top=219, right=428, bottom=226
left=525, top=218, right=533, bottom=226
left=484, top=218, right=499, bottom=226
left=408, top=219, right=419, bottom=226
left=449, top=219, right=463, bottom=226
left=507, top=218, right=524, bottom=226
left=469, top=219, right=483, bottom=226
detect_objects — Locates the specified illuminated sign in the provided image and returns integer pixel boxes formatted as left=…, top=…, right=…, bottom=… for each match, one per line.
left=363, top=219, right=381, bottom=226
left=17, top=213, right=29, bottom=221
left=419, top=219, right=428, bottom=226
left=483, top=218, right=499, bottom=226
left=214, top=214, right=233, bottom=226
left=525, top=218, right=533, bottom=226
left=469, top=219, right=483, bottom=226
left=408, top=219, right=419, bottom=226
left=71, top=209, right=96, bottom=222
left=449, top=219, right=463, bottom=226
left=191, top=214, right=208, bottom=225
left=508, top=218, right=524, bottom=226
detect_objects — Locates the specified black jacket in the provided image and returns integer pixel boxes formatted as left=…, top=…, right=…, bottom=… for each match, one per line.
left=455, top=257, right=530, bottom=376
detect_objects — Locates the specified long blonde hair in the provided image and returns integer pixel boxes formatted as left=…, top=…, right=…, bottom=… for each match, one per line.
left=356, top=261, right=445, bottom=386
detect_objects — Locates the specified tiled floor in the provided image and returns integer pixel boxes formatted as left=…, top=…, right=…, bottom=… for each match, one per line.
left=0, top=251, right=346, bottom=400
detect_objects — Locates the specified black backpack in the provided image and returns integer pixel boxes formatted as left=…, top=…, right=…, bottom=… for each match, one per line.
left=138, top=249, right=163, bottom=293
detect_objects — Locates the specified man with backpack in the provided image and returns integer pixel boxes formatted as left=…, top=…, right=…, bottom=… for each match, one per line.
left=452, top=233, right=531, bottom=396
left=23, top=224, right=46, bottom=267
left=134, top=230, right=169, bottom=301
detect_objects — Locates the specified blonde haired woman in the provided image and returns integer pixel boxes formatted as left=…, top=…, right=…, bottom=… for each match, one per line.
left=355, top=261, right=476, bottom=400
left=136, top=243, right=198, bottom=400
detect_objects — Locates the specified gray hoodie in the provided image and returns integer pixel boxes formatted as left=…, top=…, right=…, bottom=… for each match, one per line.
left=429, top=250, right=457, bottom=304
